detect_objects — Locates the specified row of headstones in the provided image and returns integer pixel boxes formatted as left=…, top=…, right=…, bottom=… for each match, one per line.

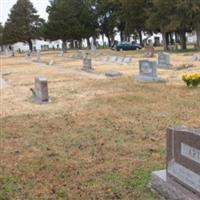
left=137, top=52, right=172, bottom=82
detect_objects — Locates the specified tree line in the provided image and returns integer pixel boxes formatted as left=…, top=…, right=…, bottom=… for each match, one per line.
left=1, top=0, right=200, bottom=51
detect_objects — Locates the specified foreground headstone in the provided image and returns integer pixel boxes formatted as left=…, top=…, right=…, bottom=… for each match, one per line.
left=136, top=60, right=163, bottom=82
left=158, top=52, right=172, bottom=68
left=105, top=71, right=122, bottom=77
left=151, top=126, right=200, bottom=200
left=82, top=58, right=92, bottom=72
left=33, top=77, right=49, bottom=103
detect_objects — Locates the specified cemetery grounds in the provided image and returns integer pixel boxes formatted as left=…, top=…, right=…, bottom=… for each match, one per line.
left=0, top=48, right=200, bottom=199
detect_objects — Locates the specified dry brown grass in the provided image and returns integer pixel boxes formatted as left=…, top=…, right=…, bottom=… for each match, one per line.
left=0, top=50, right=200, bottom=199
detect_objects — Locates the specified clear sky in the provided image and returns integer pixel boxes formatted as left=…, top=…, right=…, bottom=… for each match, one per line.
left=0, top=0, right=50, bottom=24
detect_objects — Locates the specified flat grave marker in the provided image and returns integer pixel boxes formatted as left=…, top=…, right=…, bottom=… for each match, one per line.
left=105, top=71, right=122, bottom=77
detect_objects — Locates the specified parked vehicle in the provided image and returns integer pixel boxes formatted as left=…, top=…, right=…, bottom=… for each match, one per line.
left=112, top=41, right=142, bottom=51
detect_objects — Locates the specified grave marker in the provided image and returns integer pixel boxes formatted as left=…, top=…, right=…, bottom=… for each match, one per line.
left=48, top=60, right=54, bottom=66
left=33, top=77, right=49, bottom=103
left=123, top=57, right=132, bottom=64
left=158, top=52, right=172, bottom=68
left=82, top=58, right=92, bottom=72
left=105, top=71, right=122, bottom=77
left=136, top=60, right=163, bottom=82
left=109, top=56, right=118, bottom=63
left=144, top=47, right=154, bottom=58
left=151, top=126, right=200, bottom=200
left=116, top=56, right=125, bottom=64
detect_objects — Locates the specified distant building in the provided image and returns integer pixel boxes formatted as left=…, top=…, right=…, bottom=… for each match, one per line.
left=2, top=39, right=63, bottom=52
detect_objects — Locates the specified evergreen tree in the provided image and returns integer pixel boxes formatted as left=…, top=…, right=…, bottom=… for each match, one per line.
left=43, top=0, right=98, bottom=50
left=3, top=0, right=44, bottom=51
left=0, top=23, right=3, bottom=50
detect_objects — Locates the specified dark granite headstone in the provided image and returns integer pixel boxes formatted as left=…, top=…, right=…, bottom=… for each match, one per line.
left=150, top=126, right=200, bottom=200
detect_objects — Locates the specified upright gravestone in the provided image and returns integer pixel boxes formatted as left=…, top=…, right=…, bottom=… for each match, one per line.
left=36, top=50, right=41, bottom=62
left=136, top=60, right=163, bottom=82
left=91, top=44, right=97, bottom=54
left=144, top=47, right=154, bottom=58
left=33, top=77, right=49, bottom=103
left=82, top=58, right=92, bottom=72
left=158, top=52, right=172, bottom=68
left=151, top=126, right=200, bottom=200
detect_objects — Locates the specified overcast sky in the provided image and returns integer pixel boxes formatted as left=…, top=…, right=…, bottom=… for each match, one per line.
left=1, top=0, right=50, bottom=24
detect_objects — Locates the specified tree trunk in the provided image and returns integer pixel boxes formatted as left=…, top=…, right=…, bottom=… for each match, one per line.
left=78, top=40, right=82, bottom=49
left=70, top=40, right=74, bottom=49
left=28, top=39, right=33, bottom=52
left=120, top=31, right=124, bottom=42
left=86, top=38, right=91, bottom=49
left=62, top=39, right=67, bottom=52
left=106, top=33, right=112, bottom=47
left=196, top=22, right=200, bottom=50
left=138, top=30, right=143, bottom=46
left=162, top=32, right=169, bottom=51
left=179, top=31, right=187, bottom=50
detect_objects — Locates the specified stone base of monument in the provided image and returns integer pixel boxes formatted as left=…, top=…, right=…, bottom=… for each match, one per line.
left=105, top=71, right=122, bottom=77
left=150, top=170, right=199, bottom=200
left=136, top=75, right=165, bottom=82
left=157, top=64, right=172, bottom=69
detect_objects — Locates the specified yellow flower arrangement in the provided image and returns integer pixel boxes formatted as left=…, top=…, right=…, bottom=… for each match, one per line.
left=182, top=73, right=200, bottom=87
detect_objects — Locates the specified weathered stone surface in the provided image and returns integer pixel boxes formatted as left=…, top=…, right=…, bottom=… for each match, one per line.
left=105, top=71, right=122, bottom=77
left=136, top=60, right=163, bottom=82
left=158, top=52, right=172, bottom=68
left=34, top=77, right=49, bottom=103
left=151, top=170, right=199, bottom=200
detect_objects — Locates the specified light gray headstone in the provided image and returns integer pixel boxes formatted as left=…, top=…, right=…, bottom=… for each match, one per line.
left=158, top=52, right=171, bottom=68
left=34, top=77, right=49, bottom=103
left=136, top=60, right=163, bottom=82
